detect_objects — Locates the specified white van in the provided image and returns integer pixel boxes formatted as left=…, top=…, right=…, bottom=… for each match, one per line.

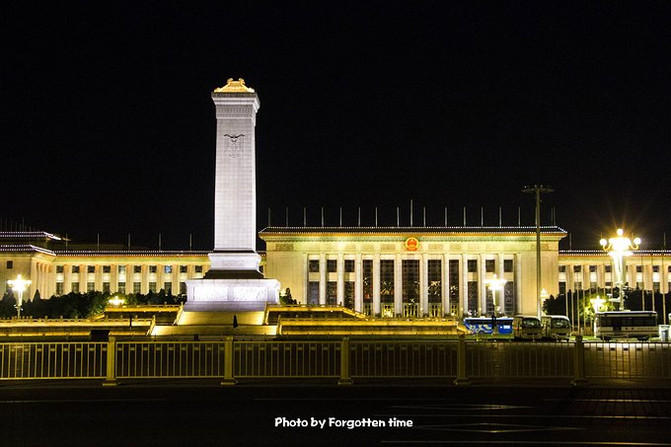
left=512, top=315, right=542, bottom=340
left=541, top=315, right=571, bottom=340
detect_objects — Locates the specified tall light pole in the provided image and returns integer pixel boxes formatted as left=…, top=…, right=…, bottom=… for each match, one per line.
left=7, top=274, right=32, bottom=318
left=600, top=228, right=640, bottom=310
left=522, top=184, right=554, bottom=319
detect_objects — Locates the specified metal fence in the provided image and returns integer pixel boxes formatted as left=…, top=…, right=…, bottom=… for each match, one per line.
left=585, top=341, right=671, bottom=379
left=350, top=340, right=458, bottom=378
left=1, top=337, right=670, bottom=385
left=0, top=342, right=107, bottom=380
left=467, top=341, right=574, bottom=378
left=234, top=341, right=340, bottom=378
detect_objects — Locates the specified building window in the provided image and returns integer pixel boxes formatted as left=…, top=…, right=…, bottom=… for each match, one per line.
left=427, top=260, right=442, bottom=303
left=308, top=282, right=319, bottom=305
left=485, top=260, right=495, bottom=273
left=164, top=265, right=172, bottom=274
left=195, top=266, right=203, bottom=273
left=103, top=265, right=111, bottom=274
left=327, top=260, right=337, bottom=272
left=71, top=282, right=79, bottom=293
left=636, top=266, right=643, bottom=273
left=345, top=260, right=355, bottom=273
left=345, top=281, right=354, bottom=309
left=309, top=260, right=319, bottom=273
left=362, top=260, right=373, bottom=302
left=87, top=266, right=95, bottom=274
left=467, top=260, right=477, bottom=273
left=149, top=265, right=157, bottom=274
left=589, top=265, right=597, bottom=273
left=504, top=260, right=513, bottom=273
left=326, top=282, right=337, bottom=305
left=149, top=282, right=157, bottom=292
left=6, top=261, right=13, bottom=269
left=380, top=260, right=394, bottom=303
left=449, top=260, right=460, bottom=308
left=56, top=282, right=64, bottom=295
left=653, top=266, right=660, bottom=273
left=180, top=265, right=187, bottom=273
left=559, top=282, right=566, bottom=295
left=118, top=282, right=126, bottom=294
left=179, top=282, right=187, bottom=294
left=72, top=266, right=80, bottom=274
left=467, top=281, right=478, bottom=315
left=402, top=260, right=419, bottom=304
left=573, top=266, right=581, bottom=273
left=103, top=282, right=110, bottom=293
left=87, top=282, right=95, bottom=292
left=134, top=265, right=142, bottom=273
left=56, top=265, right=64, bottom=273
left=164, top=282, right=172, bottom=294
left=118, top=265, right=126, bottom=274
left=558, top=265, right=566, bottom=273
left=605, top=265, right=612, bottom=273
left=133, top=282, right=141, bottom=293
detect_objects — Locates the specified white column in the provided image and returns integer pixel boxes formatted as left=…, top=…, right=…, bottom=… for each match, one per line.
left=319, top=255, right=326, bottom=305
left=420, top=254, right=428, bottom=317
left=302, top=254, right=308, bottom=305
left=479, top=254, right=486, bottom=315
left=354, top=254, right=363, bottom=313
left=515, top=254, right=522, bottom=314
left=443, top=254, right=450, bottom=317
left=373, top=255, right=381, bottom=315
left=497, top=253, right=505, bottom=314
left=337, top=254, right=344, bottom=306
left=461, top=254, right=469, bottom=316
left=394, top=254, right=402, bottom=316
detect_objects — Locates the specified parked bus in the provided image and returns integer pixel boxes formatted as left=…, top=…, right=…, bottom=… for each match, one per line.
left=512, top=315, right=542, bottom=340
left=463, top=317, right=513, bottom=335
left=541, top=315, right=571, bottom=341
left=594, top=311, right=658, bottom=341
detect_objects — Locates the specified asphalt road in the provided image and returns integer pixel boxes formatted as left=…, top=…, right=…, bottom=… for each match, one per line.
left=1, top=380, right=671, bottom=446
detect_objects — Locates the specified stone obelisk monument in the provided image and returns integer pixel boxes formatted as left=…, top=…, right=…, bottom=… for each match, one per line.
left=185, top=78, right=280, bottom=311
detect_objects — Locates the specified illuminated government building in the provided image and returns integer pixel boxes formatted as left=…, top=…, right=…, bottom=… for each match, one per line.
left=3, top=79, right=669, bottom=319
left=3, top=227, right=670, bottom=318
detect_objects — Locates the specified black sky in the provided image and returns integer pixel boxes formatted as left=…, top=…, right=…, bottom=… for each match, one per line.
left=3, top=1, right=671, bottom=250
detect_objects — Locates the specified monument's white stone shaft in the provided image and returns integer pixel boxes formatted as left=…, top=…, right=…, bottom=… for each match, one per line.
left=212, top=88, right=259, bottom=254
left=185, top=78, right=279, bottom=311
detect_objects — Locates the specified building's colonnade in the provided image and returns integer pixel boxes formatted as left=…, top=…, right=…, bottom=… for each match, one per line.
left=4, top=231, right=671, bottom=318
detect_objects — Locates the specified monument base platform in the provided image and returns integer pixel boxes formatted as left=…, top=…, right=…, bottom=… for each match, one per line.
left=184, top=277, right=280, bottom=312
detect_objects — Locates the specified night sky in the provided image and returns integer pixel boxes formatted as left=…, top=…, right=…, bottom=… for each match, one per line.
left=3, top=2, right=671, bottom=250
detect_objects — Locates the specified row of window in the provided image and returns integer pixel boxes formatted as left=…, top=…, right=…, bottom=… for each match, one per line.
left=560, top=265, right=670, bottom=273
left=308, top=258, right=514, bottom=273
left=55, top=265, right=204, bottom=274
left=57, top=281, right=186, bottom=295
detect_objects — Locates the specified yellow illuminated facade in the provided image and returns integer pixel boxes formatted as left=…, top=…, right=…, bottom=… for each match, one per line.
left=2, top=229, right=671, bottom=318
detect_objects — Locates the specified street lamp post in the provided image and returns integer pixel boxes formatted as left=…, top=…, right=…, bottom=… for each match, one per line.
left=7, top=274, right=32, bottom=318
left=590, top=295, right=606, bottom=336
left=523, top=184, right=554, bottom=319
left=600, top=229, right=640, bottom=311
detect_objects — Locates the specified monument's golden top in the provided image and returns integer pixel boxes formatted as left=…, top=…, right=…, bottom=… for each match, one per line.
left=213, top=78, right=255, bottom=93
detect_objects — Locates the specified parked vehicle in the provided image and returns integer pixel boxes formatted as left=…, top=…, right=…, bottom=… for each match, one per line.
left=594, top=311, right=658, bottom=341
left=541, top=315, right=571, bottom=340
left=512, top=315, right=542, bottom=340
left=463, top=317, right=513, bottom=335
